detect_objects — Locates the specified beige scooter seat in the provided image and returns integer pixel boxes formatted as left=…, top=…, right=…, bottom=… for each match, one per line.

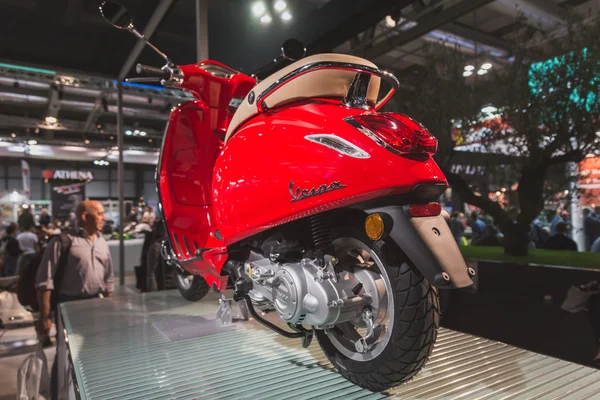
left=225, top=53, right=381, bottom=143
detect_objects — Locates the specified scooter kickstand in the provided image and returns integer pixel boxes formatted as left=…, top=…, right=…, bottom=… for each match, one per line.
left=216, top=293, right=232, bottom=325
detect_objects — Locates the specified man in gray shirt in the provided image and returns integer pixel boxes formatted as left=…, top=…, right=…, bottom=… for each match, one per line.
left=36, top=200, right=114, bottom=338
left=36, top=200, right=114, bottom=399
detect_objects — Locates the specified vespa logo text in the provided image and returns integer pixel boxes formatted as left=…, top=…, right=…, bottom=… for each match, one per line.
left=289, top=181, right=346, bottom=203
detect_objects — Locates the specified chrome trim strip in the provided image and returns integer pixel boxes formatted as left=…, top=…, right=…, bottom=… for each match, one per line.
left=304, top=134, right=370, bottom=159
left=256, top=61, right=400, bottom=112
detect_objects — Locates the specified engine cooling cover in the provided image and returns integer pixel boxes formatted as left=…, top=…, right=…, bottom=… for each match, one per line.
left=246, top=258, right=374, bottom=326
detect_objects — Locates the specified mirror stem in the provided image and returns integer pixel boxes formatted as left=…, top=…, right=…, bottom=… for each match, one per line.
left=127, top=24, right=172, bottom=65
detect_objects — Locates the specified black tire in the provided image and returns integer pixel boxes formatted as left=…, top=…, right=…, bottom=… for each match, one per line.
left=315, top=227, right=440, bottom=392
left=175, top=274, right=210, bottom=302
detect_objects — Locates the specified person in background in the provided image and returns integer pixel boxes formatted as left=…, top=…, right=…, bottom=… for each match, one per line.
left=16, top=224, right=39, bottom=274
left=68, top=211, right=79, bottom=235
left=18, top=207, right=35, bottom=231
left=0, top=223, right=21, bottom=276
left=550, top=209, right=569, bottom=236
left=592, top=236, right=600, bottom=253
left=36, top=200, right=114, bottom=398
left=450, top=211, right=465, bottom=246
left=43, top=223, right=61, bottom=236
left=142, top=206, right=156, bottom=225
left=469, top=211, right=487, bottom=245
left=127, top=208, right=139, bottom=223
left=39, top=208, right=51, bottom=228
left=102, top=220, right=115, bottom=235
left=583, top=208, right=600, bottom=251
left=543, top=222, right=578, bottom=251
left=530, top=213, right=550, bottom=249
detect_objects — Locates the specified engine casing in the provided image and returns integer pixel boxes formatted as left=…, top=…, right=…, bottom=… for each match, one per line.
left=246, top=258, right=372, bottom=327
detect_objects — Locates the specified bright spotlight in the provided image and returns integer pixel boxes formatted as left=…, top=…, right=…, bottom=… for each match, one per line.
left=45, top=116, right=58, bottom=124
left=125, top=130, right=132, bottom=135
left=260, top=13, right=272, bottom=24
left=27, top=140, right=37, bottom=145
left=464, top=65, right=475, bottom=71
left=477, top=69, right=487, bottom=75
left=140, top=131, right=147, bottom=136
left=385, top=15, right=396, bottom=28
left=252, top=2, right=266, bottom=17
left=481, top=62, right=492, bottom=70
left=94, top=160, right=99, bottom=165
left=463, top=70, right=473, bottom=77
left=11, top=133, right=16, bottom=138
left=84, top=139, right=90, bottom=145
left=274, top=0, right=286, bottom=12
left=281, top=11, right=292, bottom=21
left=481, top=105, right=498, bottom=113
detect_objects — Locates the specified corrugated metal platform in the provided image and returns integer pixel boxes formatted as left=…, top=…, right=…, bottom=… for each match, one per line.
left=59, top=291, right=600, bottom=400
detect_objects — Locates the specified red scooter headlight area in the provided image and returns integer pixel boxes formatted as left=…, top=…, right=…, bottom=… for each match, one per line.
left=350, top=113, right=438, bottom=155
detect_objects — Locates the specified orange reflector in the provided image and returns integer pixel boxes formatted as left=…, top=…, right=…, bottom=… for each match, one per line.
left=408, top=203, right=442, bottom=218
left=365, top=213, right=385, bottom=240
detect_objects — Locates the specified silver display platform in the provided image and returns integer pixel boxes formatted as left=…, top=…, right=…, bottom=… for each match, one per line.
left=58, top=290, right=600, bottom=400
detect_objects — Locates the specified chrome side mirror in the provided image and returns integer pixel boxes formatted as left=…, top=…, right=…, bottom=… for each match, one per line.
left=99, top=1, right=133, bottom=30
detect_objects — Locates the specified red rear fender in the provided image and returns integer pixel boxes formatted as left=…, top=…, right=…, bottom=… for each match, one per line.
left=213, top=102, right=447, bottom=245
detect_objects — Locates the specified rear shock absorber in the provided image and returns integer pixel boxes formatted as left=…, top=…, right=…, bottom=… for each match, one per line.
left=309, top=214, right=332, bottom=265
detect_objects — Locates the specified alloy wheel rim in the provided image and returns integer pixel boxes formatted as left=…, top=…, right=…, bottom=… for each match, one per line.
left=326, top=236, right=395, bottom=362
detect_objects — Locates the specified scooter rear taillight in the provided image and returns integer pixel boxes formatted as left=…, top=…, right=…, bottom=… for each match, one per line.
left=349, top=113, right=438, bottom=155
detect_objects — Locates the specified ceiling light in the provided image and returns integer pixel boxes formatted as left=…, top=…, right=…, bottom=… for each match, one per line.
left=463, top=70, right=473, bottom=77
left=252, top=2, right=266, bottom=17
left=134, top=129, right=140, bottom=135
left=481, top=62, right=492, bottom=70
left=27, top=140, right=37, bottom=145
left=93, top=160, right=99, bottom=165
left=109, top=136, right=114, bottom=140
left=385, top=15, right=396, bottom=28
left=45, top=116, right=58, bottom=124
left=11, top=133, right=16, bottom=138
left=148, top=139, right=153, bottom=143
left=125, top=130, right=132, bottom=136
left=477, top=69, right=487, bottom=75
left=481, top=105, right=498, bottom=113
left=61, top=146, right=88, bottom=152
left=8, top=145, right=25, bottom=153
left=140, top=131, right=147, bottom=136
left=274, top=0, right=286, bottom=12
left=261, top=14, right=272, bottom=24
left=84, top=139, right=90, bottom=145
left=281, top=11, right=292, bottom=21
left=464, top=65, right=475, bottom=71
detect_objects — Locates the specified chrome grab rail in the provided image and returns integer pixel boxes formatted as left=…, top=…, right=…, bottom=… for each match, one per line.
left=255, top=61, right=400, bottom=113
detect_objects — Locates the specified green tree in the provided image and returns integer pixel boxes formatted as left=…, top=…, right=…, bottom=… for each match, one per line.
left=394, top=18, right=600, bottom=255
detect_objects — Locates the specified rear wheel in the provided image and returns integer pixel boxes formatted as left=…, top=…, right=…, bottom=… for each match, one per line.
left=315, top=227, right=439, bottom=391
left=175, top=274, right=210, bottom=302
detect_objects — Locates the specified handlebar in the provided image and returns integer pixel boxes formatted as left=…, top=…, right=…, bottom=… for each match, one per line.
left=135, top=63, right=171, bottom=80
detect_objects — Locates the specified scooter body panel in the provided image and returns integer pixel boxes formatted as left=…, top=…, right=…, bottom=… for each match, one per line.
left=212, top=101, right=447, bottom=245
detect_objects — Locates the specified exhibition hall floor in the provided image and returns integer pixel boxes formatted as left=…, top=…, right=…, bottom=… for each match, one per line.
left=55, top=289, right=600, bottom=400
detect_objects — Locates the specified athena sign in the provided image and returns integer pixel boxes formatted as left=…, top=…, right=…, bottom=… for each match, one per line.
left=43, top=169, right=94, bottom=181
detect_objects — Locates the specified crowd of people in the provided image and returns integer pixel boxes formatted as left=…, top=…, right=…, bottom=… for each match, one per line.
left=449, top=207, right=600, bottom=252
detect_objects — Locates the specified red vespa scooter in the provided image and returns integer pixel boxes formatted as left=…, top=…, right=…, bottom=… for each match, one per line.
left=101, top=2, right=473, bottom=391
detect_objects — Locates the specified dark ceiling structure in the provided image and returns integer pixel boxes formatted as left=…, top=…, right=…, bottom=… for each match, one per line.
left=0, top=0, right=597, bottom=164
